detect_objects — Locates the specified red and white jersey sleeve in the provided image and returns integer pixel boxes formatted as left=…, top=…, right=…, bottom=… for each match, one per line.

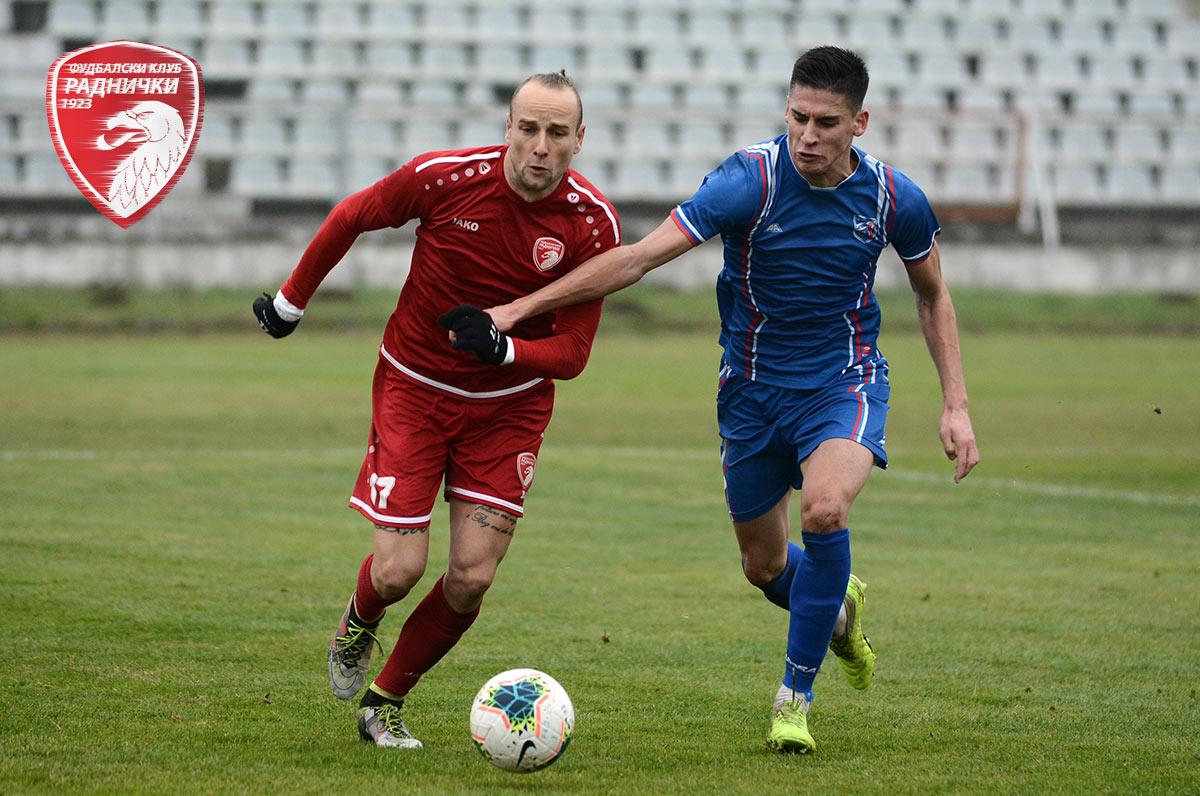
left=284, top=145, right=620, bottom=399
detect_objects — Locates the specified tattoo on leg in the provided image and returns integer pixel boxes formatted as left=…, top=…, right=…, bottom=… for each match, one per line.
left=376, top=524, right=429, bottom=536
left=470, top=505, right=517, bottom=537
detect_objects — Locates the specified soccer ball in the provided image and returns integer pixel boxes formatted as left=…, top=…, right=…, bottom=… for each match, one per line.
left=469, top=668, right=574, bottom=773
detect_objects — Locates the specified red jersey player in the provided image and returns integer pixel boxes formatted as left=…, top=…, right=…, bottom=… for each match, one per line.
left=252, top=72, right=619, bottom=749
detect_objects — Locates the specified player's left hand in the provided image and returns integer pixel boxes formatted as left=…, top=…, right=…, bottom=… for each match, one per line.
left=253, top=291, right=299, bottom=338
left=939, top=406, right=979, bottom=483
left=437, top=305, right=509, bottom=366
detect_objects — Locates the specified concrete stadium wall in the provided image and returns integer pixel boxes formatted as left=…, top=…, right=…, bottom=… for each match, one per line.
left=1, top=200, right=1198, bottom=294
left=3, top=234, right=1199, bottom=295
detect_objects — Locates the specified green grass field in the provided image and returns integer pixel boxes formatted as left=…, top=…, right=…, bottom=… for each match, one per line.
left=1, top=287, right=1197, bottom=795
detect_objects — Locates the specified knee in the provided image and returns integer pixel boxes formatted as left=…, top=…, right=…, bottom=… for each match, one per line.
left=800, top=494, right=850, bottom=535
left=443, top=562, right=497, bottom=608
left=371, top=555, right=426, bottom=601
left=741, top=552, right=785, bottom=588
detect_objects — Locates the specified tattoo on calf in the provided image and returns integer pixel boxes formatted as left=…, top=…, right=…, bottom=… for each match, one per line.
left=470, top=505, right=517, bottom=537
left=376, top=524, right=429, bottom=536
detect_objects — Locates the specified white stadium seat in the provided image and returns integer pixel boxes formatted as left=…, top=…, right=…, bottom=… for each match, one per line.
left=475, top=6, right=523, bottom=37
left=1106, top=164, right=1156, bottom=203
left=1111, top=22, right=1160, bottom=55
left=103, top=1, right=153, bottom=37
left=262, top=3, right=310, bottom=35
left=476, top=44, right=523, bottom=76
left=209, top=2, right=256, bottom=35
left=1167, top=127, right=1200, bottom=164
left=901, top=16, right=950, bottom=49
left=1070, top=88, right=1121, bottom=116
left=1139, top=56, right=1190, bottom=91
left=1055, top=124, right=1109, bottom=162
left=24, top=155, right=77, bottom=195
left=529, top=45, right=579, bottom=74
left=1050, top=163, right=1102, bottom=203
left=10, top=0, right=1200, bottom=213
left=1112, top=123, right=1167, bottom=163
left=1127, top=91, right=1176, bottom=117
left=289, top=156, right=341, bottom=199
left=643, top=44, right=695, bottom=81
left=314, top=2, right=364, bottom=37
left=294, top=118, right=341, bottom=155
left=367, top=4, right=416, bottom=35
left=258, top=40, right=306, bottom=76
left=312, top=42, right=359, bottom=76
left=155, top=1, right=203, bottom=35
left=240, top=117, right=290, bottom=153
left=1087, top=56, right=1138, bottom=91
left=1160, top=165, right=1200, bottom=203
left=231, top=156, right=285, bottom=196
left=1057, top=20, right=1107, bottom=53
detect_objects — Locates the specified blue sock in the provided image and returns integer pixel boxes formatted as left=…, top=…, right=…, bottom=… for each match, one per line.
left=782, top=529, right=851, bottom=695
left=756, top=541, right=802, bottom=610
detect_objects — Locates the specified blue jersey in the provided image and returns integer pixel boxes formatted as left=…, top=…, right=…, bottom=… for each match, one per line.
left=672, top=135, right=940, bottom=390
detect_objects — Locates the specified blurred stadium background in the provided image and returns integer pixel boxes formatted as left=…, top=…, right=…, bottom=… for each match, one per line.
left=1, top=0, right=1199, bottom=293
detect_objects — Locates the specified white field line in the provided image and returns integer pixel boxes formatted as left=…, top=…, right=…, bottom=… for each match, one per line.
left=3, top=445, right=1196, bottom=508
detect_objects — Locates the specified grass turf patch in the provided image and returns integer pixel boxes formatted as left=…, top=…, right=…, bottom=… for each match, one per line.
left=1, top=298, right=1198, bottom=794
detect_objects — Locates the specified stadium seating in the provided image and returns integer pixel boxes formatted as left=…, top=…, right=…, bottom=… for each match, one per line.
left=4, top=0, right=1200, bottom=209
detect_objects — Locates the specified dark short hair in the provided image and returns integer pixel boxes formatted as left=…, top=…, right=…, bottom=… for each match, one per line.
left=790, top=47, right=870, bottom=112
left=510, top=70, right=583, bottom=128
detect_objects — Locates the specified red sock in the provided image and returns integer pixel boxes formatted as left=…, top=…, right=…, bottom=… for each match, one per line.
left=372, top=575, right=480, bottom=698
left=352, top=554, right=389, bottom=623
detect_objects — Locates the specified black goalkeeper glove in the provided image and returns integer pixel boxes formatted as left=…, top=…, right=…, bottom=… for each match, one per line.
left=253, top=292, right=300, bottom=339
left=437, top=305, right=509, bottom=366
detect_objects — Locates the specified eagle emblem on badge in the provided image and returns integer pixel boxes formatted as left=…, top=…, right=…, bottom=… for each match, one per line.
left=532, top=237, right=565, bottom=271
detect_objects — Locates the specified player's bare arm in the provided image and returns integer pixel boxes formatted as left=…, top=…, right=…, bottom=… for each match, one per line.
left=906, top=239, right=980, bottom=483
left=488, top=218, right=694, bottom=332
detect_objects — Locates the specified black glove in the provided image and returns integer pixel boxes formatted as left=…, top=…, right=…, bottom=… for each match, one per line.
left=437, top=305, right=509, bottom=366
left=253, top=292, right=299, bottom=339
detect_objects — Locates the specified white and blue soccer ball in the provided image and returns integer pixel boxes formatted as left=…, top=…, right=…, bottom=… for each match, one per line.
left=469, top=668, right=574, bottom=773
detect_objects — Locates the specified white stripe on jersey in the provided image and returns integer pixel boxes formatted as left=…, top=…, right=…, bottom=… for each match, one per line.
left=414, top=151, right=502, bottom=173
left=672, top=207, right=705, bottom=242
left=740, top=139, right=782, bottom=381
left=380, top=343, right=544, bottom=399
left=861, top=152, right=893, bottom=250
left=567, top=176, right=621, bottom=246
left=901, top=232, right=937, bottom=264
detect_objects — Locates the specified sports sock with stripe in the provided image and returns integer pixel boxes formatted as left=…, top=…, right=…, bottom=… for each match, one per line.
left=373, top=575, right=480, bottom=697
left=783, top=529, right=851, bottom=695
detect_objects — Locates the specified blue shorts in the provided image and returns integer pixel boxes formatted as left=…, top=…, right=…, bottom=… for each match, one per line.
left=717, top=365, right=890, bottom=523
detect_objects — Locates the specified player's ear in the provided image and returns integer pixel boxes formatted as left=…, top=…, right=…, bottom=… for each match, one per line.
left=504, top=113, right=513, bottom=145
left=854, top=109, right=869, bottom=137
left=574, top=123, right=585, bottom=155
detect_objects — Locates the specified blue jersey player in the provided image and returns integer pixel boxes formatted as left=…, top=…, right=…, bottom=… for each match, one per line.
left=444, top=47, right=979, bottom=754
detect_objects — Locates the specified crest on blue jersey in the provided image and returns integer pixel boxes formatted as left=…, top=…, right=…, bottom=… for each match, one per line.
left=852, top=213, right=880, bottom=244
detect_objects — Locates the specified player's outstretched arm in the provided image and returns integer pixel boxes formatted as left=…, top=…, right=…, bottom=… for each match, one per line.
left=906, top=240, right=980, bottom=483
left=252, top=185, right=386, bottom=339
left=488, top=217, right=694, bottom=332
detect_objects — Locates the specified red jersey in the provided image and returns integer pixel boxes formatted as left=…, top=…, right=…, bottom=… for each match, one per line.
left=281, top=145, right=620, bottom=398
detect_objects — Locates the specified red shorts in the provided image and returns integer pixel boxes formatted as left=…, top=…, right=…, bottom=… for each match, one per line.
left=349, top=360, right=554, bottom=528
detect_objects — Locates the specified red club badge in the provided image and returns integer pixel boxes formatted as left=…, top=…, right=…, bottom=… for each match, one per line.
left=533, top=237, right=565, bottom=272
left=46, top=40, right=203, bottom=228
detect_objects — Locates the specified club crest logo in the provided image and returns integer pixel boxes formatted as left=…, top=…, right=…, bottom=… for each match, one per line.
left=533, top=237, right=565, bottom=271
left=852, top=213, right=882, bottom=245
left=46, top=40, right=203, bottom=228
left=516, top=453, right=537, bottom=489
